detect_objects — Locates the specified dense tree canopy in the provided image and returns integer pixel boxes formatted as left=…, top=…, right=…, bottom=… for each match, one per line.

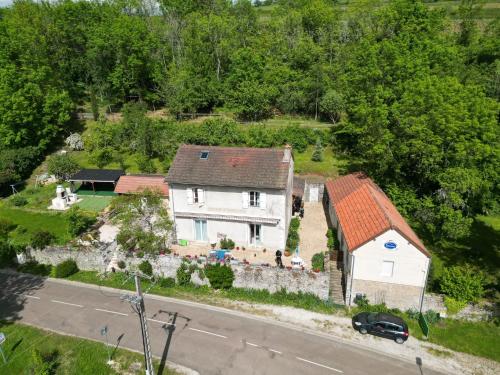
left=0, top=0, right=498, bottom=240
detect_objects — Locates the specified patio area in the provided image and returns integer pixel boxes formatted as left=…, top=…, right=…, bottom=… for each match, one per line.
left=170, top=201, right=330, bottom=268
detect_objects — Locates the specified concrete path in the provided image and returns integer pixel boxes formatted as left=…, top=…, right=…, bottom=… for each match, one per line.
left=0, top=272, right=444, bottom=375
left=299, top=202, right=329, bottom=264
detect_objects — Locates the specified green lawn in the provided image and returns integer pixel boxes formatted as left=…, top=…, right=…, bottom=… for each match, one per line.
left=0, top=204, right=71, bottom=246
left=75, top=196, right=114, bottom=212
left=70, top=150, right=164, bottom=174
left=0, top=322, right=179, bottom=374
left=258, top=116, right=332, bottom=129
left=3, top=183, right=67, bottom=210
left=294, top=145, right=348, bottom=177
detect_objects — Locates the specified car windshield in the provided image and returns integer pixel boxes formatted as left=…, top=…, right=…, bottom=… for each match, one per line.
left=367, top=313, right=377, bottom=323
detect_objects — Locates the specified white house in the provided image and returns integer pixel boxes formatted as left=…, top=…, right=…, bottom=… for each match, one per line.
left=325, top=173, right=431, bottom=310
left=166, top=144, right=294, bottom=250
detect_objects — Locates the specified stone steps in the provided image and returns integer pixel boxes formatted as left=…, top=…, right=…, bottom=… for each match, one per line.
left=329, top=259, right=345, bottom=305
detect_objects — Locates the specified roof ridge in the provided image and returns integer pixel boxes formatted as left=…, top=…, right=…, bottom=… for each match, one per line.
left=366, top=184, right=393, bottom=229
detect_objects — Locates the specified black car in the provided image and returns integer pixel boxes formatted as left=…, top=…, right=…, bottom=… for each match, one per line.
left=352, top=312, right=409, bottom=344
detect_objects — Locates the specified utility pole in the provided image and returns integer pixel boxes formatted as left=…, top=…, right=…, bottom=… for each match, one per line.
left=121, top=273, right=155, bottom=375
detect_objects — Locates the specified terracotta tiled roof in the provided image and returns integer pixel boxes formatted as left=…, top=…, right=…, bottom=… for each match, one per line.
left=166, top=145, right=292, bottom=190
left=325, top=173, right=428, bottom=256
left=114, top=175, right=169, bottom=197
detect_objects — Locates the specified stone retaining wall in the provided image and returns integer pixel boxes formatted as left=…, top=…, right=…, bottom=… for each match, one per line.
left=26, top=247, right=329, bottom=300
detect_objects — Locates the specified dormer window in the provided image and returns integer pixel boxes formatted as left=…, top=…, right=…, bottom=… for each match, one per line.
left=249, top=191, right=260, bottom=207
left=200, top=151, right=209, bottom=160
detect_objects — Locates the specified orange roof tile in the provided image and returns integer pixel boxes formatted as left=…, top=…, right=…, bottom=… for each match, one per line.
left=114, top=175, right=169, bottom=197
left=325, top=173, right=428, bottom=257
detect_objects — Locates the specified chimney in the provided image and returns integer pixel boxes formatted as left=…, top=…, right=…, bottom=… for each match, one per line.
left=283, top=144, right=292, bottom=163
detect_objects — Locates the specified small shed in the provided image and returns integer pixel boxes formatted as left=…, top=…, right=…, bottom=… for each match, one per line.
left=114, top=175, right=169, bottom=198
left=68, top=169, right=125, bottom=195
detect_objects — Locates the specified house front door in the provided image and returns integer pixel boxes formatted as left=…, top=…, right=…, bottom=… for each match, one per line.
left=249, top=223, right=261, bottom=245
left=194, top=219, right=208, bottom=241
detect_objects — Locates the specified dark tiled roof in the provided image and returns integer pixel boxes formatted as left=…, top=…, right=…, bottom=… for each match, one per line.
left=166, top=145, right=291, bottom=189
left=325, top=173, right=429, bottom=257
left=115, top=175, right=169, bottom=197
left=69, top=169, right=125, bottom=182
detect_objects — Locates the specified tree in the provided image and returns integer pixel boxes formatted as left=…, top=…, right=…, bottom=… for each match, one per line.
left=311, top=138, right=323, bottom=162
left=47, top=154, right=80, bottom=180
left=67, top=206, right=96, bottom=236
left=112, top=190, right=173, bottom=256
left=440, top=265, right=485, bottom=303
left=65, top=133, right=84, bottom=151
left=320, top=90, right=344, bottom=124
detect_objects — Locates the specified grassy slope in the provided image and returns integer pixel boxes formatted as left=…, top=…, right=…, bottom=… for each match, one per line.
left=63, top=270, right=500, bottom=362
left=0, top=322, right=178, bottom=374
left=0, top=203, right=71, bottom=245
left=294, top=145, right=347, bottom=177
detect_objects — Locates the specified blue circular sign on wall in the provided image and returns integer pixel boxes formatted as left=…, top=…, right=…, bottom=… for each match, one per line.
left=384, top=241, right=397, bottom=250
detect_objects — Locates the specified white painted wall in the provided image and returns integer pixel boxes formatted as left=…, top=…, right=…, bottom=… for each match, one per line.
left=174, top=217, right=284, bottom=249
left=352, top=230, right=429, bottom=287
left=169, top=180, right=292, bottom=249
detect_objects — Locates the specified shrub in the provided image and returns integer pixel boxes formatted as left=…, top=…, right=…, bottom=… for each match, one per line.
left=176, top=262, right=193, bottom=286
left=440, top=265, right=485, bottom=303
left=11, top=195, right=28, bottom=206
left=117, top=260, right=126, bottom=270
left=30, top=348, right=59, bottom=375
left=220, top=237, right=235, bottom=250
left=159, top=277, right=176, bottom=288
left=31, top=231, right=55, bottom=250
left=0, top=238, right=16, bottom=268
left=52, top=259, right=78, bottom=278
left=424, top=309, right=441, bottom=324
left=136, top=251, right=144, bottom=258
left=311, top=138, right=323, bottom=162
left=311, top=252, right=325, bottom=271
left=444, top=296, right=467, bottom=315
left=67, top=206, right=96, bottom=236
left=0, top=218, right=16, bottom=237
left=17, top=261, right=52, bottom=276
left=354, top=294, right=370, bottom=308
left=406, top=308, right=420, bottom=320
left=204, top=263, right=235, bottom=289
left=138, top=260, right=153, bottom=276
left=290, top=217, right=300, bottom=231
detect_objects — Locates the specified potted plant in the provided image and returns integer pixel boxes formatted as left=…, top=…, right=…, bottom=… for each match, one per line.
left=284, top=249, right=291, bottom=257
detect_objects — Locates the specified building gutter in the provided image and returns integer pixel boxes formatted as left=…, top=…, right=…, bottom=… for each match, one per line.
left=419, top=257, right=431, bottom=313
left=348, top=255, right=355, bottom=309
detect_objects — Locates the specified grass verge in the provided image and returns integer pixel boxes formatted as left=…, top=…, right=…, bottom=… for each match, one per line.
left=0, top=321, right=179, bottom=374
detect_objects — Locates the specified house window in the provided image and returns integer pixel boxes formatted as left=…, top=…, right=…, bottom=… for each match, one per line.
left=193, top=188, right=199, bottom=203
left=381, top=260, right=394, bottom=277
left=249, top=191, right=260, bottom=207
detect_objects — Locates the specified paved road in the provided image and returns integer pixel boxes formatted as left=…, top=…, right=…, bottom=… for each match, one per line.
left=0, top=272, right=444, bottom=375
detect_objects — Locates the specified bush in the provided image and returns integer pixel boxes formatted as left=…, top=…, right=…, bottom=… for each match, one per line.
left=311, top=252, right=325, bottom=271
left=11, top=195, right=28, bottom=206
left=136, top=251, right=144, bottom=258
left=440, top=265, right=485, bottom=303
left=159, top=277, right=176, bottom=288
left=31, top=231, right=55, bottom=250
left=52, top=259, right=78, bottom=278
left=290, top=217, right=300, bottom=231
left=67, top=206, right=96, bottom=236
left=30, top=348, right=59, bottom=375
left=0, top=218, right=16, bottom=237
left=0, top=238, right=16, bottom=268
left=176, top=262, right=193, bottom=286
left=220, top=237, right=235, bottom=250
left=444, top=296, right=467, bottom=315
left=117, top=260, right=126, bottom=270
left=311, top=138, right=323, bottom=162
left=204, top=263, right=235, bottom=290
left=424, top=309, right=441, bottom=324
left=17, top=261, right=52, bottom=276
left=406, top=308, right=420, bottom=320
left=138, top=260, right=153, bottom=276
